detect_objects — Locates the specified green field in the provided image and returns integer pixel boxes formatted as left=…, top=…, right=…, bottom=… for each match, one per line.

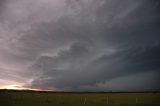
left=0, top=91, right=160, bottom=106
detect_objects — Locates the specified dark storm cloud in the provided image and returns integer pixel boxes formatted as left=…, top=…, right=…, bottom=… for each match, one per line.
left=0, top=0, right=160, bottom=91
left=28, top=44, right=160, bottom=91
left=25, top=0, right=160, bottom=91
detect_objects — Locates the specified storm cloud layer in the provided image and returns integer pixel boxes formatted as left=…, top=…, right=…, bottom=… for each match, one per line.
left=0, top=0, right=160, bottom=91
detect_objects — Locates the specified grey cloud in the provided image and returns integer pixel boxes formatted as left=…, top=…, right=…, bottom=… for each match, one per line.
left=27, top=0, right=160, bottom=91
left=29, top=43, right=160, bottom=91
left=0, top=0, right=160, bottom=91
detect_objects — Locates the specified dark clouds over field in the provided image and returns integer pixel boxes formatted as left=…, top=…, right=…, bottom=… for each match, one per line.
left=0, top=0, right=160, bottom=91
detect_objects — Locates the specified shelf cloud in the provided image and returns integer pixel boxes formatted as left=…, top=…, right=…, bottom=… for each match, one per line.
left=0, top=0, right=160, bottom=91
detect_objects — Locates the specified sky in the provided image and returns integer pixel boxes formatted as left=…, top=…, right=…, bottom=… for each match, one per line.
left=0, top=0, right=160, bottom=91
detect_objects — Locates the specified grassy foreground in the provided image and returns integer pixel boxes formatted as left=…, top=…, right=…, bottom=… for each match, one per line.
left=0, top=91, right=160, bottom=106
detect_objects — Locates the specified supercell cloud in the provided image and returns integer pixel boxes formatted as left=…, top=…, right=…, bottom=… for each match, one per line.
left=0, top=0, right=160, bottom=91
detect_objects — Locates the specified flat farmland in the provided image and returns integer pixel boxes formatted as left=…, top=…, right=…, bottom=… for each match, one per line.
left=0, top=91, right=160, bottom=106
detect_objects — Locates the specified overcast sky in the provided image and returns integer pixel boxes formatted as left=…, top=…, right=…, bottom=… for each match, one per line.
left=0, top=0, right=160, bottom=91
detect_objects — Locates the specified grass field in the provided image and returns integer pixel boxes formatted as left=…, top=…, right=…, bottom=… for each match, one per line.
left=0, top=91, right=160, bottom=106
